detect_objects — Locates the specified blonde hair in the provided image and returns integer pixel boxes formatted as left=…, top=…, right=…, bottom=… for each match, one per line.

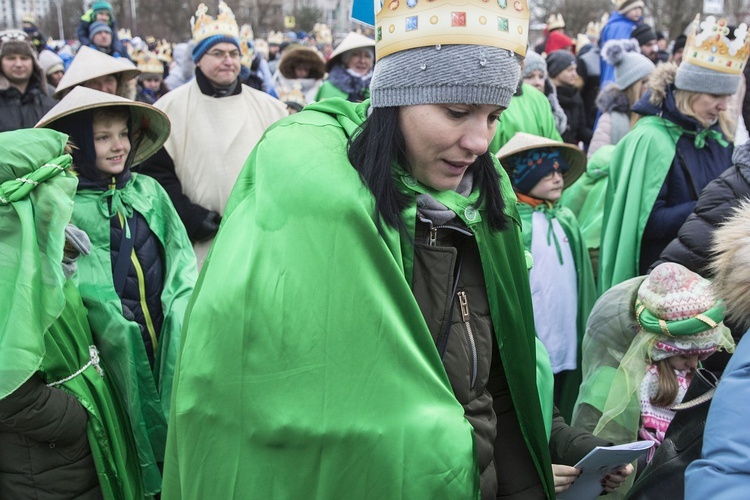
left=674, top=89, right=734, bottom=140
left=624, top=79, right=644, bottom=128
left=652, top=358, right=679, bottom=407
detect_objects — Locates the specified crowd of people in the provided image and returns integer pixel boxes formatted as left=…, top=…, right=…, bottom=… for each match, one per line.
left=3, top=0, right=750, bottom=498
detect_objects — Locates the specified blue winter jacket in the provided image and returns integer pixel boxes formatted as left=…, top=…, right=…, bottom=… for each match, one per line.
left=685, top=333, right=750, bottom=498
left=631, top=87, right=733, bottom=274
left=599, top=12, right=639, bottom=88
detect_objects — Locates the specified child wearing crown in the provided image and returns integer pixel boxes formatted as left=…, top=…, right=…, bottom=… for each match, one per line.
left=599, top=14, right=749, bottom=293
left=496, top=133, right=596, bottom=421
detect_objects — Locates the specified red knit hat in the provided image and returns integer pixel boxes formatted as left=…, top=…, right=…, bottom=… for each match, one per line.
left=545, top=31, right=573, bottom=55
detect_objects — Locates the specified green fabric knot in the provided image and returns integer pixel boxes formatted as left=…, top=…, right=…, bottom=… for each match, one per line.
left=98, top=186, right=134, bottom=238
left=688, top=128, right=729, bottom=149
left=535, top=203, right=564, bottom=266
left=0, top=154, right=72, bottom=205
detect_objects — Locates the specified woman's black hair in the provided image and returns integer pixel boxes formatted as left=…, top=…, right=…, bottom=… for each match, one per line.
left=347, top=106, right=507, bottom=232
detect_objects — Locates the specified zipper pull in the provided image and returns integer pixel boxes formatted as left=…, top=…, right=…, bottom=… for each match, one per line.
left=429, top=227, right=437, bottom=246
left=458, top=291, right=470, bottom=322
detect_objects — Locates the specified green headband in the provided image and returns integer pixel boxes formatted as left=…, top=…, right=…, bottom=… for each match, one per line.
left=634, top=298, right=726, bottom=337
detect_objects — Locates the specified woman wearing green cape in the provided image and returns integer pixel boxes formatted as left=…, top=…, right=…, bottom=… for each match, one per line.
left=163, top=0, right=557, bottom=498
left=0, top=128, right=142, bottom=498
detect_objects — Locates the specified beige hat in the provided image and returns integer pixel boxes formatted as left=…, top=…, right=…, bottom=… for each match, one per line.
left=54, top=45, right=141, bottom=99
left=615, top=0, right=645, bottom=14
left=326, top=32, right=375, bottom=71
left=36, top=86, right=170, bottom=166
left=495, top=132, right=586, bottom=190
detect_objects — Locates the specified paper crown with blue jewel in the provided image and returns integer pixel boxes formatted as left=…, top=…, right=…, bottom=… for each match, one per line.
left=684, top=14, right=750, bottom=74
left=375, top=0, right=530, bottom=61
left=191, top=2, right=239, bottom=45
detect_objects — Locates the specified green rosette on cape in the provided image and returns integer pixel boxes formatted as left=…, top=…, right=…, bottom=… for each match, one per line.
left=162, top=99, right=554, bottom=499
left=517, top=202, right=597, bottom=421
left=72, top=173, right=197, bottom=495
left=598, top=116, right=678, bottom=293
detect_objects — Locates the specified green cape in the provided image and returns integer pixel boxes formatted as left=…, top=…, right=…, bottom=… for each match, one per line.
left=314, top=80, right=370, bottom=103
left=517, top=202, right=597, bottom=422
left=558, top=145, right=614, bottom=251
left=598, top=116, right=678, bottom=293
left=490, top=83, right=563, bottom=155
left=72, top=173, right=197, bottom=495
left=162, top=98, right=555, bottom=498
left=0, top=128, right=142, bottom=499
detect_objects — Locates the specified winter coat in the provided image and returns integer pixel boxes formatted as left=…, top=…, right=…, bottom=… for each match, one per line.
left=599, top=12, right=639, bottom=88
left=164, top=43, right=195, bottom=92
left=315, top=65, right=371, bottom=102
left=588, top=83, right=632, bottom=157
left=0, top=374, right=99, bottom=499
left=544, top=78, right=568, bottom=136
left=550, top=406, right=611, bottom=465
left=0, top=74, right=56, bottom=133
left=654, top=143, right=750, bottom=276
left=412, top=215, right=549, bottom=499
left=161, top=97, right=555, bottom=499
left=577, top=44, right=601, bottom=131
left=684, top=332, right=750, bottom=497
left=556, top=83, right=593, bottom=146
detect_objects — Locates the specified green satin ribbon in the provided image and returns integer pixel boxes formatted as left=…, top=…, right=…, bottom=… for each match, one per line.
left=688, top=128, right=729, bottom=149
left=0, top=154, right=72, bottom=204
left=535, top=203, right=565, bottom=266
left=98, top=183, right=134, bottom=238
left=635, top=298, right=725, bottom=336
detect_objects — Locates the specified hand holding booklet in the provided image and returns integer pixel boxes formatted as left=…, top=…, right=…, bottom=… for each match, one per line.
left=557, top=440, right=654, bottom=500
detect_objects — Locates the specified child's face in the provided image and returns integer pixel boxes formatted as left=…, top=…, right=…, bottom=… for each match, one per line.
left=524, top=70, right=545, bottom=93
left=528, top=170, right=564, bottom=202
left=553, top=65, right=578, bottom=88
left=667, top=354, right=700, bottom=372
left=95, top=11, right=111, bottom=22
left=624, top=7, right=642, bottom=21
left=93, top=114, right=130, bottom=178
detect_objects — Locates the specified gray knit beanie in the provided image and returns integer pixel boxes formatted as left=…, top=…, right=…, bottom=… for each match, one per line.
left=601, top=39, right=654, bottom=90
left=370, top=44, right=521, bottom=108
left=675, top=61, right=740, bottom=96
left=546, top=50, right=576, bottom=78
left=523, top=50, right=547, bottom=79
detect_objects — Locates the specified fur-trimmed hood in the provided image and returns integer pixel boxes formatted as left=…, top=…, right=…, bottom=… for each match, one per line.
left=277, top=45, right=326, bottom=80
left=596, top=83, right=630, bottom=113
left=644, top=62, right=677, bottom=108
left=711, top=199, right=750, bottom=331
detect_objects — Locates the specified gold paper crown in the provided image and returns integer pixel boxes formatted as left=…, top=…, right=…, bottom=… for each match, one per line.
left=546, top=14, right=564, bottom=31
left=684, top=14, right=750, bottom=75
left=585, top=21, right=601, bottom=39
left=375, top=0, right=529, bottom=61
left=118, top=28, right=132, bottom=40
left=156, top=39, right=172, bottom=62
left=267, top=30, right=283, bottom=45
left=254, top=38, right=269, bottom=59
left=191, top=2, right=239, bottom=45
left=239, top=24, right=255, bottom=67
left=135, top=50, right=164, bottom=74
left=22, top=12, right=37, bottom=24
left=313, top=23, right=333, bottom=45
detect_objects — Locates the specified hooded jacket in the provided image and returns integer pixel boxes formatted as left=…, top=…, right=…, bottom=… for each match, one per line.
left=599, top=12, right=639, bottom=88
left=588, top=83, right=632, bottom=157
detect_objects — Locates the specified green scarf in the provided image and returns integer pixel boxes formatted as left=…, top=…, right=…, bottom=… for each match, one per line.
left=162, top=99, right=555, bottom=499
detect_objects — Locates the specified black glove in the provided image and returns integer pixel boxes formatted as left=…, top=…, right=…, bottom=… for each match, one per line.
left=192, top=210, right=222, bottom=242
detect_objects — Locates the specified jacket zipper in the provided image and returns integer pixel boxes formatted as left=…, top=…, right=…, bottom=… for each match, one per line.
left=457, top=290, right=477, bottom=390
left=426, top=224, right=474, bottom=246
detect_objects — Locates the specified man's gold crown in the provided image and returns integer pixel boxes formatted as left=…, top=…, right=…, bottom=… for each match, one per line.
left=191, top=2, right=239, bottom=45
